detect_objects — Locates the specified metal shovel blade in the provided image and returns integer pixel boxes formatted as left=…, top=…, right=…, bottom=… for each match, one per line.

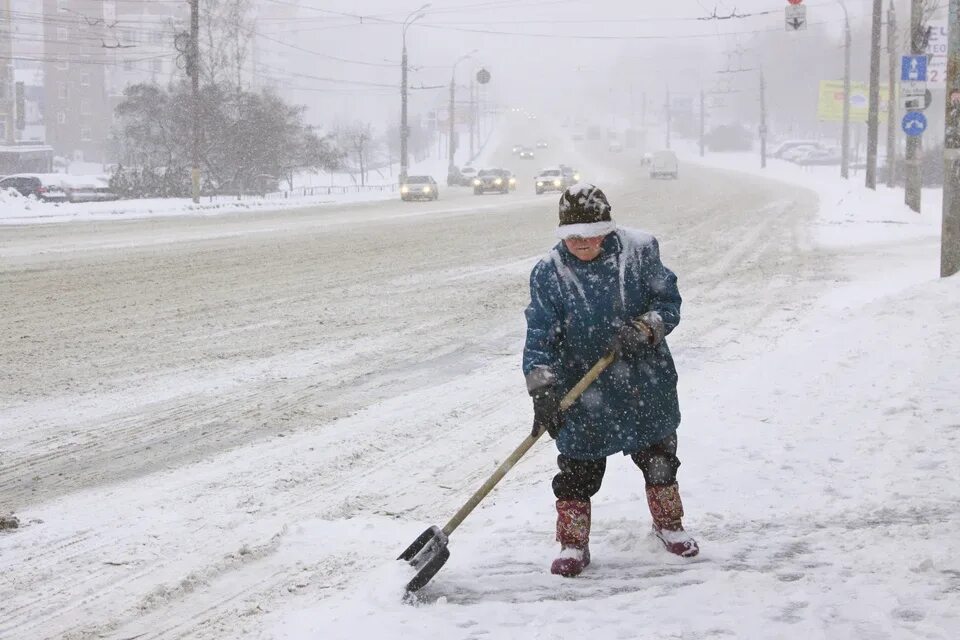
left=397, top=525, right=450, bottom=593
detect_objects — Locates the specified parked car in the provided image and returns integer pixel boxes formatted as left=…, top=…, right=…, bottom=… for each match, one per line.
left=771, top=139, right=824, bottom=159
left=781, top=144, right=821, bottom=163
left=59, top=175, right=117, bottom=202
left=0, top=174, right=69, bottom=202
left=649, top=150, right=679, bottom=179
left=534, top=168, right=566, bottom=195
left=519, top=147, right=535, bottom=159
left=792, top=147, right=842, bottom=166
left=401, top=175, right=439, bottom=201
left=472, top=168, right=511, bottom=195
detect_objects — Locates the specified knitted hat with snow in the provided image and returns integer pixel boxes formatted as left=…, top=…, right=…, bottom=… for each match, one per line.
left=556, top=183, right=616, bottom=239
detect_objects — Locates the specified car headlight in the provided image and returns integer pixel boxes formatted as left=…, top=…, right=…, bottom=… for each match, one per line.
left=494, top=178, right=503, bottom=185
left=401, top=186, right=409, bottom=193
left=573, top=173, right=580, bottom=181
left=423, top=186, right=431, bottom=193
left=536, top=181, right=544, bottom=187
left=509, top=178, right=516, bottom=184
left=553, top=180, right=562, bottom=187
left=473, top=179, right=481, bottom=186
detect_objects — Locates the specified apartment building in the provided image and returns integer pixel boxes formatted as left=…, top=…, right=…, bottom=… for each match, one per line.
left=41, top=0, right=109, bottom=162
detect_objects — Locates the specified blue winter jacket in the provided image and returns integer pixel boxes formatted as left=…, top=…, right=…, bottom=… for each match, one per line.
left=523, top=228, right=682, bottom=459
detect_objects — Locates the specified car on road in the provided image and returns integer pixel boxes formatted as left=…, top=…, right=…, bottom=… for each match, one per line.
left=401, top=175, right=439, bottom=201
left=649, top=150, right=679, bottom=179
left=535, top=140, right=548, bottom=149
left=511, top=144, right=524, bottom=155
left=534, top=168, right=567, bottom=195
left=472, top=168, right=511, bottom=195
left=458, top=166, right=478, bottom=185
left=0, top=174, right=69, bottom=202
left=518, top=147, right=535, bottom=159
left=559, top=164, right=581, bottom=184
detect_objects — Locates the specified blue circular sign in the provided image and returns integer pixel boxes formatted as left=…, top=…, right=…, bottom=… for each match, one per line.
left=902, top=111, right=927, bottom=137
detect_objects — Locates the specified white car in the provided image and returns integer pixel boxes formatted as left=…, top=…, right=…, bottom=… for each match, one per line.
left=649, top=150, right=679, bottom=179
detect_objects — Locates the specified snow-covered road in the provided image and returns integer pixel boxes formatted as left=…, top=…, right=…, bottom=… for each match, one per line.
left=1, top=134, right=956, bottom=640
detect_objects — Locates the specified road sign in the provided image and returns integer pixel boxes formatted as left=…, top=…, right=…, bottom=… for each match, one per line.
left=787, top=0, right=803, bottom=4
left=901, top=55, right=928, bottom=82
left=901, top=111, right=927, bottom=137
left=476, top=68, right=491, bottom=85
left=925, top=20, right=948, bottom=87
left=785, top=5, right=807, bottom=30
left=902, top=85, right=933, bottom=111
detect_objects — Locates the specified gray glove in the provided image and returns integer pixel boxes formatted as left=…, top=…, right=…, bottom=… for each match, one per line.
left=614, top=312, right=665, bottom=357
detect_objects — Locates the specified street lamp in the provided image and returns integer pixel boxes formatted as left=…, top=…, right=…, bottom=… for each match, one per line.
left=839, top=0, right=852, bottom=179
left=448, top=49, right=477, bottom=178
left=400, top=4, right=430, bottom=183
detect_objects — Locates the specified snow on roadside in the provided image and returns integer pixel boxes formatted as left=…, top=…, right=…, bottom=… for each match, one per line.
left=676, top=144, right=942, bottom=249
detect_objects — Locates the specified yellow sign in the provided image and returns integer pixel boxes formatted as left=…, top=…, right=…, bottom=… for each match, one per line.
left=818, top=80, right=890, bottom=122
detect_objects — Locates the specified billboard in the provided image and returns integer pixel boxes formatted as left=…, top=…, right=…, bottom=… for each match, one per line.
left=818, top=80, right=890, bottom=122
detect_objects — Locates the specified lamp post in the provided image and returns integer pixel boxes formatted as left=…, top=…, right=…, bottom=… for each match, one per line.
left=448, top=49, right=477, bottom=178
left=400, top=4, right=429, bottom=183
left=839, top=0, right=852, bottom=179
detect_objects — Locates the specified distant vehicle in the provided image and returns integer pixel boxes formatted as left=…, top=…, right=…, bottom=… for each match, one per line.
left=59, top=175, right=117, bottom=203
left=511, top=144, right=524, bottom=154
left=781, top=144, right=821, bottom=163
left=473, top=168, right=511, bottom=195
left=535, top=140, right=548, bottom=149
left=0, top=174, right=69, bottom=202
left=559, top=164, right=581, bottom=183
left=503, top=169, right=518, bottom=191
left=649, top=150, right=679, bottom=179
left=519, top=147, right=535, bottom=159
left=608, top=140, right=623, bottom=153
left=534, top=168, right=567, bottom=195
left=792, top=147, right=842, bottom=166
left=459, top=166, right=478, bottom=185
left=447, top=165, right=478, bottom=187
left=401, top=175, right=439, bottom=201
left=771, top=139, right=824, bottom=159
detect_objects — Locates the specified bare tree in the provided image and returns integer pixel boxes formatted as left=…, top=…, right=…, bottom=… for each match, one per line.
left=200, top=0, right=254, bottom=89
left=334, top=122, right=378, bottom=186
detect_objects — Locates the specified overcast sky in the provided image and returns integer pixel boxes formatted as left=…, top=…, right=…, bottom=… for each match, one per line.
left=248, top=0, right=889, bottom=130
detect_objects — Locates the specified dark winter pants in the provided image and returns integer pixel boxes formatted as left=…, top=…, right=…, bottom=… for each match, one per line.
left=552, top=433, right=680, bottom=501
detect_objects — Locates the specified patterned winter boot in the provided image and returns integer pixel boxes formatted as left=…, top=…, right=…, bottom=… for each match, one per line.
left=551, top=499, right=591, bottom=577
left=646, top=483, right=699, bottom=558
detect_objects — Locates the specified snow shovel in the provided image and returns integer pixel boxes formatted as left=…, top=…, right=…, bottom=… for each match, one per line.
left=397, top=350, right=618, bottom=594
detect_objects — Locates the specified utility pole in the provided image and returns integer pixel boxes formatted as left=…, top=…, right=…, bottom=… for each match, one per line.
left=448, top=73, right=456, bottom=174
left=642, top=91, right=647, bottom=129
left=840, top=0, right=852, bottom=179
left=886, top=1, right=898, bottom=188
left=469, top=74, right=476, bottom=160
left=699, top=89, right=705, bottom=157
left=942, top=0, right=960, bottom=277
left=760, top=71, right=768, bottom=169
left=905, top=0, right=924, bottom=212
left=665, top=85, right=671, bottom=150
left=399, top=6, right=428, bottom=183
left=865, top=0, right=883, bottom=190
left=189, top=0, right=200, bottom=203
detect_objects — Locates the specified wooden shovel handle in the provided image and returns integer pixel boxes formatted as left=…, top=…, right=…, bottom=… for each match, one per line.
left=441, top=351, right=617, bottom=536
